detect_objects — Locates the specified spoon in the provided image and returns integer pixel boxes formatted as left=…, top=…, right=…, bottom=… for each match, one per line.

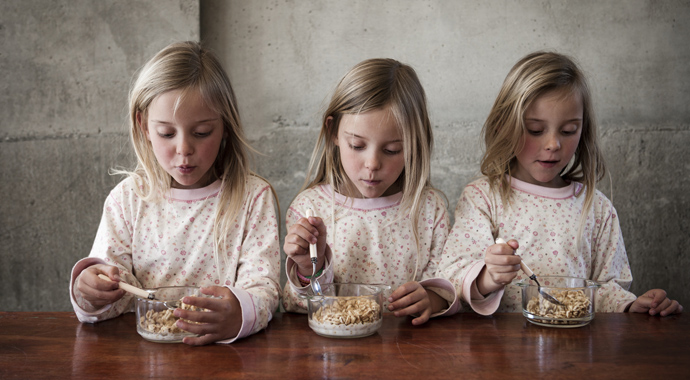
left=98, top=274, right=180, bottom=309
left=495, top=238, right=564, bottom=306
left=306, top=209, right=322, bottom=296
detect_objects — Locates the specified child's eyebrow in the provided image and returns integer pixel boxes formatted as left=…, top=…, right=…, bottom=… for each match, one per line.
left=343, top=131, right=402, bottom=143
left=150, top=118, right=220, bottom=125
left=525, top=117, right=582, bottom=122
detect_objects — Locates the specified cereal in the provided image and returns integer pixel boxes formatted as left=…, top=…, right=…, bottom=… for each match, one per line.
left=139, top=299, right=202, bottom=336
left=526, top=289, right=591, bottom=325
left=309, top=296, right=382, bottom=337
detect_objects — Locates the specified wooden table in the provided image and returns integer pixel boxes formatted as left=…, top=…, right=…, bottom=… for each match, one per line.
left=1, top=311, right=687, bottom=379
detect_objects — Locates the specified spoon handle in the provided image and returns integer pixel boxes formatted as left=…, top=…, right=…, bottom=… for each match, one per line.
left=306, top=209, right=318, bottom=263
left=98, top=274, right=153, bottom=299
left=519, top=260, right=535, bottom=278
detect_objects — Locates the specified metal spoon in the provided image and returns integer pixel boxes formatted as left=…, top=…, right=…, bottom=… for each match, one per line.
left=495, top=238, right=564, bottom=306
left=305, top=209, right=322, bottom=296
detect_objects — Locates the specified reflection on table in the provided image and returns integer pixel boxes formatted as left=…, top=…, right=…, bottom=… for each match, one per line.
left=1, top=312, right=688, bottom=379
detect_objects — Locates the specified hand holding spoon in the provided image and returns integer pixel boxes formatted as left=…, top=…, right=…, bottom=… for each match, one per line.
left=97, top=274, right=181, bottom=309
left=495, top=238, right=563, bottom=306
left=305, top=209, right=322, bottom=296
left=98, top=274, right=153, bottom=299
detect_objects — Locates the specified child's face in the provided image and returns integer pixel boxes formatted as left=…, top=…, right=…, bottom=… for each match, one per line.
left=513, top=90, right=583, bottom=188
left=333, top=106, right=405, bottom=198
left=143, top=89, right=224, bottom=189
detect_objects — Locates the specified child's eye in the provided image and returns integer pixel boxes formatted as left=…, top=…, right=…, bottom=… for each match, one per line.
left=526, top=129, right=543, bottom=136
left=195, top=132, right=212, bottom=137
left=562, top=126, right=580, bottom=135
left=157, top=133, right=175, bottom=138
left=348, top=144, right=364, bottom=151
left=384, top=149, right=401, bottom=155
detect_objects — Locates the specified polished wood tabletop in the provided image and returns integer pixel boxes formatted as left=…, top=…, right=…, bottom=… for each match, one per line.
left=1, top=311, right=687, bottom=379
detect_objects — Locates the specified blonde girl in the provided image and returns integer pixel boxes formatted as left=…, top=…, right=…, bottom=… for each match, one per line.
left=441, top=51, right=682, bottom=316
left=69, top=41, right=282, bottom=345
left=282, top=58, right=460, bottom=325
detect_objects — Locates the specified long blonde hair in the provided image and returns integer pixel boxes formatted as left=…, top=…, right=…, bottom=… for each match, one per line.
left=118, top=41, right=261, bottom=277
left=481, top=51, right=606, bottom=237
left=304, top=58, right=438, bottom=279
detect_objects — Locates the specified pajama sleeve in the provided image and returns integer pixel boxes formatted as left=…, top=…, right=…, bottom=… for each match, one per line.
left=69, top=186, right=139, bottom=323
left=438, top=184, right=505, bottom=315
left=589, top=199, right=636, bottom=312
left=218, top=181, right=282, bottom=343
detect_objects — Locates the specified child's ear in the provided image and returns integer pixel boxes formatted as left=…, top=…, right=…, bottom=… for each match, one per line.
left=137, top=112, right=150, bottom=140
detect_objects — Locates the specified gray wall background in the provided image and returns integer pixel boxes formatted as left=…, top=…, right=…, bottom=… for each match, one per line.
left=2, top=0, right=688, bottom=312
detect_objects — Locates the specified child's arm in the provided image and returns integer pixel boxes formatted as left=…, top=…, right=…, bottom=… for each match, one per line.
left=590, top=197, right=639, bottom=312
left=189, top=179, right=281, bottom=344
left=70, top=184, right=139, bottom=322
left=438, top=182, right=509, bottom=315
left=390, top=189, right=460, bottom=322
left=628, top=289, right=683, bottom=316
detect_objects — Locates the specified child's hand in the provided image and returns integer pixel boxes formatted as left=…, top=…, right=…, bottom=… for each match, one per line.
left=283, top=214, right=327, bottom=276
left=477, top=239, right=522, bottom=296
left=628, top=288, right=683, bottom=316
left=175, top=286, right=242, bottom=346
left=387, top=282, right=445, bottom=325
left=76, top=264, right=125, bottom=308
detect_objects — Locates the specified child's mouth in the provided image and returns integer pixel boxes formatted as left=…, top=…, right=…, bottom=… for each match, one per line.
left=363, top=179, right=381, bottom=186
left=177, top=166, right=195, bottom=174
left=538, top=160, right=559, bottom=168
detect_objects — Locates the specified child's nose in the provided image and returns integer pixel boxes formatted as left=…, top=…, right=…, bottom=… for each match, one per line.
left=365, top=152, right=381, bottom=170
left=545, top=134, right=561, bottom=151
left=177, top=136, right=194, bottom=155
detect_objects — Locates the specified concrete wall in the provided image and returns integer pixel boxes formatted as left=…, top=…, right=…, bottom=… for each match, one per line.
left=2, top=0, right=688, bottom=311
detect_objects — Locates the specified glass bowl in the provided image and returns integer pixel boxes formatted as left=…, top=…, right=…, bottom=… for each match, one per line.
left=135, top=286, right=205, bottom=343
left=517, top=276, right=600, bottom=328
left=301, top=283, right=391, bottom=338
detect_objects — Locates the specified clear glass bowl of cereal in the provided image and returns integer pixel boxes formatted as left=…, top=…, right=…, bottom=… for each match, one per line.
left=517, top=276, right=600, bottom=328
left=135, top=286, right=206, bottom=343
left=302, top=283, right=391, bottom=338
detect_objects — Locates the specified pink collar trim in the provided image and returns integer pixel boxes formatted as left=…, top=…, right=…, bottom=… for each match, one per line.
left=509, top=176, right=581, bottom=199
left=319, top=184, right=403, bottom=210
left=166, top=180, right=222, bottom=201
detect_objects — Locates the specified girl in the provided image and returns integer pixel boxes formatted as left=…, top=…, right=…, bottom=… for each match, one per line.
left=282, top=58, right=460, bottom=325
left=441, top=51, right=682, bottom=316
left=69, top=41, right=282, bottom=345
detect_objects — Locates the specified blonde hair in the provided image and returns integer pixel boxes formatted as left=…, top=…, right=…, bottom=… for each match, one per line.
left=117, top=41, right=264, bottom=279
left=481, top=51, right=606, bottom=238
left=304, top=58, right=438, bottom=279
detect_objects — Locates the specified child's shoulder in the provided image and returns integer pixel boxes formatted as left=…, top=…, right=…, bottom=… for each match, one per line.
left=466, top=176, right=491, bottom=188
left=293, top=184, right=327, bottom=201
left=589, top=186, right=617, bottom=214
left=109, top=176, right=144, bottom=198
left=246, top=174, right=272, bottom=193
left=461, top=176, right=492, bottom=195
left=420, top=186, right=448, bottom=207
